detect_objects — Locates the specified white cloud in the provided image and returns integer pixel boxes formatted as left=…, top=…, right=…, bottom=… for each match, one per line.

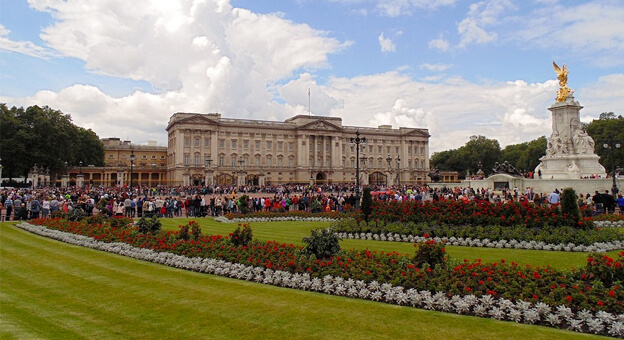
left=328, top=0, right=460, bottom=17
left=457, top=0, right=515, bottom=48
left=514, top=1, right=624, bottom=67
left=419, top=63, right=452, bottom=71
left=378, top=32, right=396, bottom=53
left=428, top=35, right=450, bottom=51
left=0, top=24, right=52, bottom=59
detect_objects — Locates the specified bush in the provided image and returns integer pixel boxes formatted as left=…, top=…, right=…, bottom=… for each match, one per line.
left=580, top=252, right=624, bottom=286
left=561, top=187, right=580, bottom=225
left=413, top=239, right=447, bottom=268
left=237, top=195, right=250, bottom=214
left=190, top=221, right=202, bottom=241
left=96, top=197, right=110, bottom=215
left=66, top=207, right=86, bottom=221
left=178, top=224, right=191, bottom=241
left=302, top=228, right=341, bottom=259
left=136, top=215, right=161, bottom=234
left=230, top=224, right=253, bottom=247
left=361, top=187, right=373, bottom=221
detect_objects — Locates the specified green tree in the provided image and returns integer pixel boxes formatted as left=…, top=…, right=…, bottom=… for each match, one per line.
left=431, top=136, right=502, bottom=178
left=586, top=113, right=624, bottom=173
left=501, top=136, right=547, bottom=174
left=0, top=104, right=104, bottom=179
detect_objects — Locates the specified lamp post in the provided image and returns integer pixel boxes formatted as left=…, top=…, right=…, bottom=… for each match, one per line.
left=603, top=137, right=621, bottom=196
left=129, top=148, right=135, bottom=190
left=386, top=154, right=400, bottom=186
left=396, top=155, right=401, bottom=187
left=350, top=131, right=366, bottom=208
left=204, top=157, right=212, bottom=186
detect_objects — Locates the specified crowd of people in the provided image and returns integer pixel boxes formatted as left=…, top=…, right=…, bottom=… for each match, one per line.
left=0, top=183, right=622, bottom=221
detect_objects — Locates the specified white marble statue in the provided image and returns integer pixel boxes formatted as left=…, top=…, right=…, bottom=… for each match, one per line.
left=572, top=128, right=595, bottom=155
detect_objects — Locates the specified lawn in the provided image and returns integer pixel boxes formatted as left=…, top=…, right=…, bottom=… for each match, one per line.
left=159, top=217, right=621, bottom=270
left=0, top=222, right=608, bottom=339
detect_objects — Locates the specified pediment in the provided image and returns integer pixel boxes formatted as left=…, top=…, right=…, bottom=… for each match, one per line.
left=402, top=128, right=430, bottom=138
left=298, top=119, right=343, bottom=132
left=176, top=115, right=219, bottom=126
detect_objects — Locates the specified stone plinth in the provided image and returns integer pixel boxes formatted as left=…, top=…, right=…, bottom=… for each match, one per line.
left=536, top=154, right=605, bottom=179
left=534, top=95, right=606, bottom=179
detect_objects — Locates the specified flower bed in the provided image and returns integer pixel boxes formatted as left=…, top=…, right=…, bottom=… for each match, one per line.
left=335, top=231, right=624, bottom=253
left=17, top=220, right=624, bottom=337
left=331, top=218, right=624, bottom=248
left=370, top=200, right=593, bottom=228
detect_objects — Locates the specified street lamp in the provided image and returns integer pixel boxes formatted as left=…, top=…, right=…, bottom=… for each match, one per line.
left=129, top=148, right=135, bottom=190
left=386, top=154, right=400, bottom=186
left=204, top=156, right=212, bottom=186
left=350, top=131, right=366, bottom=208
left=603, top=137, right=621, bottom=196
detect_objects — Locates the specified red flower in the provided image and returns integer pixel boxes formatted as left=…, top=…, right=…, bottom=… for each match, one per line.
left=597, top=301, right=604, bottom=306
left=566, top=295, right=572, bottom=301
left=423, top=233, right=429, bottom=238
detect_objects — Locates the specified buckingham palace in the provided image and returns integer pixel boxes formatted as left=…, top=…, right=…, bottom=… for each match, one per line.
left=166, top=113, right=430, bottom=187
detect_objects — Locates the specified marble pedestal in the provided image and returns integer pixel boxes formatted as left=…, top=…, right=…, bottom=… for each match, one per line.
left=535, top=154, right=606, bottom=179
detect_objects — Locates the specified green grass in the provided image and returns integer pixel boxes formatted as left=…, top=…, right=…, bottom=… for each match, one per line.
left=160, top=217, right=622, bottom=270
left=0, top=222, right=609, bottom=339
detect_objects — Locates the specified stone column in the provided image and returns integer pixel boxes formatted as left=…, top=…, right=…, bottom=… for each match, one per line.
left=77, top=173, right=84, bottom=188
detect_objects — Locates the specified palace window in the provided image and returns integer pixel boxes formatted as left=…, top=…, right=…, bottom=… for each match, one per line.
left=204, top=138, right=210, bottom=147
left=267, top=141, right=272, bottom=150
left=184, top=138, right=190, bottom=147
left=218, top=156, right=224, bottom=166
left=219, top=139, right=225, bottom=148
left=194, top=139, right=199, bottom=147
left=243, top=140, right=249, bottom=149
left=232, top=140, right=237, bottom=149
left=278, top=141, right=283, bottom=151
left=184, top=155, right=189, bottom=165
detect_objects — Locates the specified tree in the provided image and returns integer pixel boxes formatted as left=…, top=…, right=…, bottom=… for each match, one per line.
left=0, top=104, right=104, bottom=179
left=586, top=113, right=624, bottom=172
left=501, top=136, right=547, bottom=173
left=431, top=136, right=502, bottom=178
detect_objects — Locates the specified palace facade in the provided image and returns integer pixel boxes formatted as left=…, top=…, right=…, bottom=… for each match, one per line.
left=166, top=113, right=430, bottom=186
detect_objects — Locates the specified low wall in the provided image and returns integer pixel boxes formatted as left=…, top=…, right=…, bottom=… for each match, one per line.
left=429, top=176, right=623, bottom=195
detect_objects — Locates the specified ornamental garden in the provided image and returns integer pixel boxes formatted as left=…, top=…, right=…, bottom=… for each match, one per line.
left=7, top=190, right=624, bottom=338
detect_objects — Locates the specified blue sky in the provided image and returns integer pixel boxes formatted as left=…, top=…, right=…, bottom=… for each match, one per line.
left=1, top=0, right=623, bottom=152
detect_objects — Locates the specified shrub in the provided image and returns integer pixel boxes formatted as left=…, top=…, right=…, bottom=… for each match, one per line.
left=237, top=195, right=250, bottom=214
left=230, top=224, right=253, bottom=247
left=190, top=221, right=202, bottom=241
left=178, top=224, right=191, bottom=241
left=561, top=187, right=580, bottom=225
left=413, top=239, right=447, bottom=268
left=580, top=252, right=624, bottom=286
left=96, top=197, right=110, bottom=215
left=136, top=215, right=161, bottom=234
left=66, top=207, right=86, bottom=221
left=302, top=228, right=341, bottom=259
left=361, top=187, right=373, bottom=221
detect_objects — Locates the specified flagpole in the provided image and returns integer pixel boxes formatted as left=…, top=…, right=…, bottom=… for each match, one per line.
left=308, top=88, right=311, bottom=116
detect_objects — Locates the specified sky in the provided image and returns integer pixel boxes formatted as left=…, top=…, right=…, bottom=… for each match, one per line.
left=1, top=0, right=623, bottom=154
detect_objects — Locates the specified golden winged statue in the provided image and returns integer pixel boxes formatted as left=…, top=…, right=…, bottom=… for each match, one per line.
left=553, top=61, right=571, bottom=102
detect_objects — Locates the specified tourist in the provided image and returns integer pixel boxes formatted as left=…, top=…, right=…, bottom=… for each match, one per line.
left=618, top=194, right=624, bottom=214
left=548, top=190, right=560, bottom=206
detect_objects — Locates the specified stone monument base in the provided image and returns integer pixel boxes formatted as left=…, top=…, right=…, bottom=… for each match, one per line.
left=535, top=154, right=606, bottom=180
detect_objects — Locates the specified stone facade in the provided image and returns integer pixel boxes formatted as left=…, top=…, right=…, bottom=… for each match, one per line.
left=61, top=138, right=169, bottom=187
left=166, top=113, right=430, bottom=186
